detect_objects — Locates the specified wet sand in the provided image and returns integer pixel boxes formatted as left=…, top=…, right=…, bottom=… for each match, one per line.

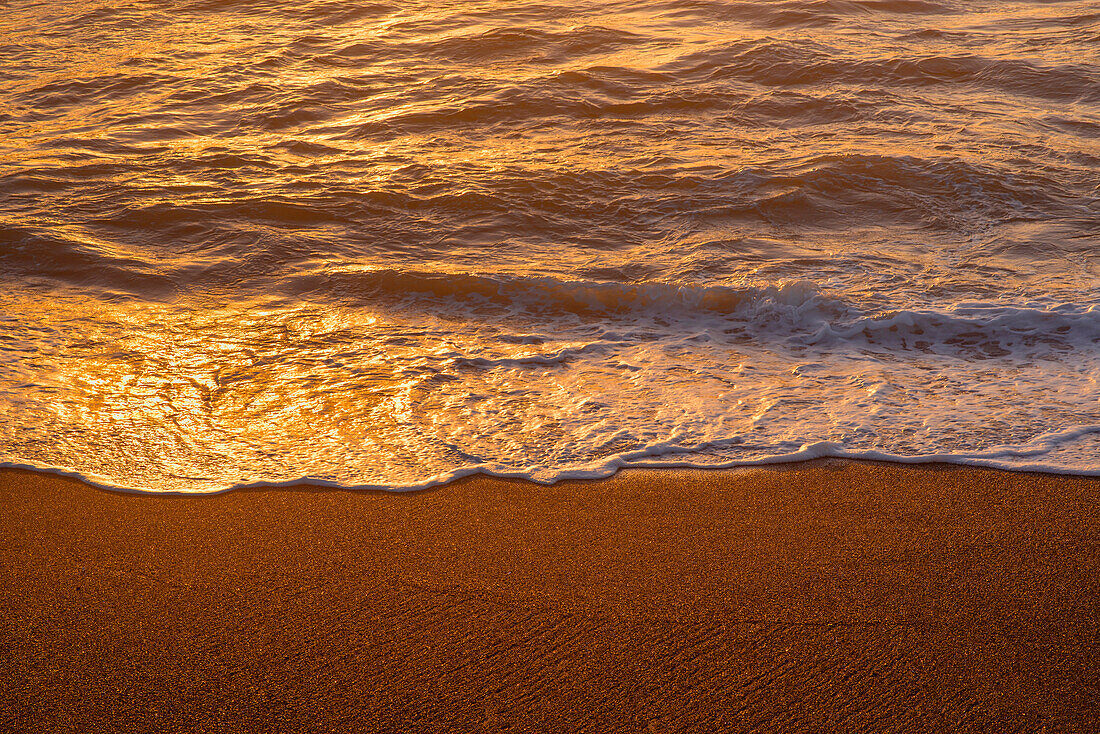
left=1, top=461, right=1097, bottom=732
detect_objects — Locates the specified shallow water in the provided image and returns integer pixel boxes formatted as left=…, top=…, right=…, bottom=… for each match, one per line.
left=1, top=0, right=1098, bottom=491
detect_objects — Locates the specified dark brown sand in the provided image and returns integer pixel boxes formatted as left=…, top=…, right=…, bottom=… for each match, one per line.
left=1, top=461, right=1097, bottom=733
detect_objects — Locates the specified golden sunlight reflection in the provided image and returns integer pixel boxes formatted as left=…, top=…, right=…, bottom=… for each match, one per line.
left=1, top=0, right=1097, bottom=491
left=8, top=297, right=414, bottom=484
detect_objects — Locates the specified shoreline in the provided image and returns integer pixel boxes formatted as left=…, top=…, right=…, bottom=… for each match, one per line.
left=2, top=460, right=1098, bottom=731
left=4, top=448, right=1100, bottom=496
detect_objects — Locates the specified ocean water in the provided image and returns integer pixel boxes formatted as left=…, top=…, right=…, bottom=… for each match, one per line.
left=1, top=0, right=1097, bottom=492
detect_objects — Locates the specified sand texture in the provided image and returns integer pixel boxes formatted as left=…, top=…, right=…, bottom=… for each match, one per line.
left=1, top=461, right=1098, bottom=732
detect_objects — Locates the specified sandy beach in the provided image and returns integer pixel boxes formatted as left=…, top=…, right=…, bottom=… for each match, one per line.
left=1, top=461, right=1097, bottom=732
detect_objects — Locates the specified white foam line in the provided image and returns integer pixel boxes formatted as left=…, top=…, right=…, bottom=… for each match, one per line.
left=5, top=425, right=1099, bottom=496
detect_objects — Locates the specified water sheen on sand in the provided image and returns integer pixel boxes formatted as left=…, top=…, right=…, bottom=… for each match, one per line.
left=1, top=0, right=1097, bottom=491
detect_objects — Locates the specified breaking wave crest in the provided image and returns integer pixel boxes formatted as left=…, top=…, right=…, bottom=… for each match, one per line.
left=290, top=268, right=1100, bottom=355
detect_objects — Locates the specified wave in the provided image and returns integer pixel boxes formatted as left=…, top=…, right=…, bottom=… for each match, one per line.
left=6, top=150, right=1079, bottom=251
left=0, top=225, right=177, bottom=295
left=645, top=0, right=957, bottom=28
left=4, top=214, right=1095, bottom=356
left=426, top=26, right=646, bottom=64
left=286, top=268, right=1100, bottom=353
left=663, top=39, right=1100, bottom=103
left=290, top=267, right=841, bottom=315
left=803, top=303, right=1100, bottom=355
